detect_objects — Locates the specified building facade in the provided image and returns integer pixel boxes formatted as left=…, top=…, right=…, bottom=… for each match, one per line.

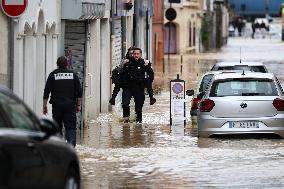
left=201, top=0, right=229, bottom=51
left=61, top=0, right=135, bottom=126
left=11, top=0, right=61, bottom=116
left=4, top=0, right=151, bottom=127
left=152, top=0, right=164, bottom=76
left=164, top=0, right=202, bottom=55
left=61, top=0, right=110, bottom=126
left=133, top=0, right=153, bottom=60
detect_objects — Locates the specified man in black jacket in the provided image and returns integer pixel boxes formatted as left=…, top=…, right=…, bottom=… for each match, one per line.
left=122, top=48, right=148, bottom=124
left=43, top=56, right=82, bottom=147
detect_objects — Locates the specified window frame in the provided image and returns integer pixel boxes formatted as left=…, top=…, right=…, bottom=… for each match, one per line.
left=209, top=78, right=278, bottom=97
left=0, top=90, right=41, bottom=131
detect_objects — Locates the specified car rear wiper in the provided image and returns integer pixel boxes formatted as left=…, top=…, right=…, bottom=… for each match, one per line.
left=241, top=93, right=264, bottom=96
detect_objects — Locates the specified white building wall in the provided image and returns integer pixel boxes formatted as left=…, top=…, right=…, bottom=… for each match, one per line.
left=13, top=0, right=61, bottom=115
left=13, top=22, right=24, bottom=98
left=85, top=19, right=101, bottom=120
left=100, top=18, right=111, bottom=113
left=23, top=33, right=36, bottom=109
left=93, top=20, right=101, bottom=115
left=126, top=16, right=133, bottom=48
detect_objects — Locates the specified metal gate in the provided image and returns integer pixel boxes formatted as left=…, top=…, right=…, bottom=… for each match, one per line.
left=64, top=21, right=86, bottom=128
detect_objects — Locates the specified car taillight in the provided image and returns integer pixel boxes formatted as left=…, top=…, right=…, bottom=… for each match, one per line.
left=200, top=99, right=215, bottom=112
left=191, top=98, right=200, bottom=109
left=273, top=98, right=284, bottom=111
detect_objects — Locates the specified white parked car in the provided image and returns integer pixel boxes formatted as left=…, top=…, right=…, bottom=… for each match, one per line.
left=197, top=72, right=284, bottom=138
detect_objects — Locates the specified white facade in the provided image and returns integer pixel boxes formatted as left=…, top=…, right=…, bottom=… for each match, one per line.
left=82, top=2, right=112, bottom=121
left=13, top=0, right=61, bottom=116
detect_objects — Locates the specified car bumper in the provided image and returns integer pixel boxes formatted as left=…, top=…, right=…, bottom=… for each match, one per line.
left=198, top=114, right=284, bottom=138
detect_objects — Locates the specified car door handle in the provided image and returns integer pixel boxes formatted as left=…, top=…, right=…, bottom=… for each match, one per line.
left=27, top=142, right=35, bottom=149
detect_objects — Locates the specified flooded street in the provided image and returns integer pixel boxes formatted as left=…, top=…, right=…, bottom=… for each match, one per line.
left=77, top=35, right=284, bottom=188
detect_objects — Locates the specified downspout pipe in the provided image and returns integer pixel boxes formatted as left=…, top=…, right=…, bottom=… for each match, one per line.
left=146, top=8, right=149, bottom=59
left=8, top=18, right=14, bottom=90
left=121, top=16, right=127, bottom=59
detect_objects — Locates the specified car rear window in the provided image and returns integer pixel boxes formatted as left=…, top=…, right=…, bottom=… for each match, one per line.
left=210, top=78, right=278, bottom=97
left=212, top=65, right=267, bottom=73
left=250, top=66, right=267, bottom=73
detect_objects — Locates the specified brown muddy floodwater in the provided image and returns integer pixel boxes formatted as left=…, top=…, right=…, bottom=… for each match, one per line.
left=77, top=37, right=284, bottom=188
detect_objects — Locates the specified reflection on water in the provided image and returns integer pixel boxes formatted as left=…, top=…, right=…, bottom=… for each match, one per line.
left=78, top=137, right=284, bottom=188
left=78, top=55, right=284, bottom=188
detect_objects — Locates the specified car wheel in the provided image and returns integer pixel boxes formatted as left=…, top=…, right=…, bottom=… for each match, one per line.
left=64, top=167, right=80, bottom=189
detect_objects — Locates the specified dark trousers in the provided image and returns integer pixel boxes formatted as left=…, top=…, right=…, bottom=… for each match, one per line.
left=52, top=98, right=77, bottom=147
left=122, top=86, right=145, bottom=122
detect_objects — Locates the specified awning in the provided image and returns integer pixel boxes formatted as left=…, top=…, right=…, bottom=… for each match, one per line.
left=80, top=2, right=106, bottom=19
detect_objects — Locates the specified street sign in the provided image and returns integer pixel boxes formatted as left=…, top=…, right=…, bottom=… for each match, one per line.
left=170, top=74, right=186, bottom=126
left=1, top=0, right=27, bottom=18
left=169, top=0, right=181, bottom=3
left=165, top=8, right=176, bottom=21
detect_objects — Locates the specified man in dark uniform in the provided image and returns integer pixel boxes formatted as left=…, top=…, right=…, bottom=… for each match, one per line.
left=109, top=46, right=135, bottom=105
left=122, top=47, right=147, bottom=124
left=43, top=56, right=82, bottom=147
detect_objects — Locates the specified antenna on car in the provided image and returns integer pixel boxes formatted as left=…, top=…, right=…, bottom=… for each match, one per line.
left=242, top=70, right=245, bottom=75
left=240, top=47, right=242, bottom=63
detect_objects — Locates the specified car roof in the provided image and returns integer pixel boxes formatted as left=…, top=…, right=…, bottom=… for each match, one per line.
left=214, top=61, right=265, bottom=67
left=201, top=70, right=244, bottom=77
left=213, top=72, right=274, bottom=80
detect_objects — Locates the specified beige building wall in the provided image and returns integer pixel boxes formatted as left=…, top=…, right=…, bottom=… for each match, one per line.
left=165, top=0, right=202, bottom=54
left=0, top=13, right=9, bottom=87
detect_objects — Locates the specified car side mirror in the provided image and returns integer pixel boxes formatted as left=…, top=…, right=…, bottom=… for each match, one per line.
left=186, top=90, right=194, bottom=96
left=39, top=118, right=59, bottom=138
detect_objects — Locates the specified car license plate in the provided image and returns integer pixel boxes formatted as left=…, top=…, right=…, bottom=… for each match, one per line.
left=229, top=121, right=259, bottom=128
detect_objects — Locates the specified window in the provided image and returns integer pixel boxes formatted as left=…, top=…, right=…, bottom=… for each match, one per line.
left=214, top=65, right=267, bottom=73
left=189, top=21, right=192, bottom=47
left=210, top=79, right=278, bottom=97
left=250, top=66, right=267, bottom=73
left=193, top=23, right=196, bottom=46
left=0, top=92, right=40, bottom=131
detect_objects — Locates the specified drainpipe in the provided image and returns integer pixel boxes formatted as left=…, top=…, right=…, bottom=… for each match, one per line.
left=121, top=16, right=127, bottom=59
left=8, top=18, right=14, bottom=90
left=110, top=0, right=115, bottom=64
left=109, top=0, right=115, bottom=110
left=133, top=0, right=139, bottom=46
left=146, top=8, right=149, bottom=59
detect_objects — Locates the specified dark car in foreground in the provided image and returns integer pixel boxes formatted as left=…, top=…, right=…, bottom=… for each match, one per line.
left=0, top=87, right=80, bottom=189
